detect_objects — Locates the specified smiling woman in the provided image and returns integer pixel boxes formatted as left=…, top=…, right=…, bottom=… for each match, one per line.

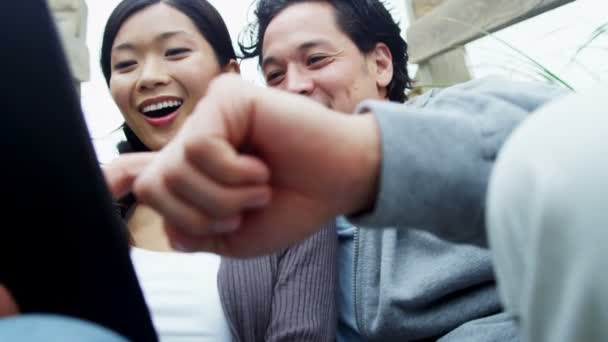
left=95, top=1, right=339, bottom=341
left=101, top=1, right=237, bottom=151
left=98, top=1, right=241, bottom=339
left=83, top=0, right=259, bottom=162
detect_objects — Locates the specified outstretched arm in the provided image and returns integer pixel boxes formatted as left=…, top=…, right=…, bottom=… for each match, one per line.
left=123, top=74, right=380, bottom=257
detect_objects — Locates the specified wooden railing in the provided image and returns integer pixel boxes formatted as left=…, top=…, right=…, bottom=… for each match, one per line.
left=405, top=0, right=577, bottom=88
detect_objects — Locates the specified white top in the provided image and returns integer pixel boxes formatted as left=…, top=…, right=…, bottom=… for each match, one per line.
left=130, top=248, right=232, bottom=342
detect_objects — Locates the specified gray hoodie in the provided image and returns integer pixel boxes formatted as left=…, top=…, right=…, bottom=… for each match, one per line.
left=348, top=77, right=566, bottom=341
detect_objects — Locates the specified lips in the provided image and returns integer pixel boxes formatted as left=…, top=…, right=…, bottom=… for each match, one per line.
left=137, top=96, right=184, bottom=127
left=143, top=110, right=180, bottom=126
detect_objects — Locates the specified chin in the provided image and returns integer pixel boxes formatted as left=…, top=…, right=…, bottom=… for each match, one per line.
left=147, top=138, right=169, bottom=151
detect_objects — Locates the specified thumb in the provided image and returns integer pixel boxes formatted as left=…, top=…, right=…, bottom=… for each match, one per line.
left=102, top=152, right=157, bottom=198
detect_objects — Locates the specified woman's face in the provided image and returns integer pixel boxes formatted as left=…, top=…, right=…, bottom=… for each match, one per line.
left=109, top=3, right=231, bottom=150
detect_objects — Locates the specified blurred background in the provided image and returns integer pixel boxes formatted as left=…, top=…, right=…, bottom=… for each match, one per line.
left=55, top=0, right=607, bottom=162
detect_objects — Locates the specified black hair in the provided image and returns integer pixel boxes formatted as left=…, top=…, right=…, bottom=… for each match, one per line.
left=100, top=0, right=236, bottom=153
left=239, top=0, right=411, bottom=102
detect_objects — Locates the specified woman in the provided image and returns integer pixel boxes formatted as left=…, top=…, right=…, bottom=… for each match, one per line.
left=100, top=0, right=337, bottom=341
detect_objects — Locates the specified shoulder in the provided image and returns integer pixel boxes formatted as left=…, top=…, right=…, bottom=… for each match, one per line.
left=411, top=76, right=569, bottom=112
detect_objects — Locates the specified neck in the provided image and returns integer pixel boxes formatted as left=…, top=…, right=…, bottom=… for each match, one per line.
left=128, top=204, right=175, bottom=252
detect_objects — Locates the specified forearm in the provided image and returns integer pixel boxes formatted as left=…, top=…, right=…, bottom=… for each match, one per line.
left=348, top=79, right=560, bottom=245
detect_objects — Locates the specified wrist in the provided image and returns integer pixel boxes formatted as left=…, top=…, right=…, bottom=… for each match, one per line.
left=341, top=113, right=381, bottom=215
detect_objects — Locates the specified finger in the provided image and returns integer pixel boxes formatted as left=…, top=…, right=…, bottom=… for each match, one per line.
left=102, top=152, right=156, bottom=198
left=134, top=177, right=218, bottom=236
left=165, top=222, right=251, bottom=255
left=183, top=136, right=270, bottom=187
left=165, top=223, right=221, bottom=253
left=194, top=193, right=330, bottom=257
left=184, top=79, right=269, bottom=186
left=164, top=160, right=271, bottom=219
left=163, top=208, right=279, bottom=257
left=166, top=222, right=276, bottom=257
left=0, top=284, right=19, bottom=317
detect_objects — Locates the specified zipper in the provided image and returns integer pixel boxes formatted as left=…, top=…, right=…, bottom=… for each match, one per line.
left=352, top=227, right=369, bottom=340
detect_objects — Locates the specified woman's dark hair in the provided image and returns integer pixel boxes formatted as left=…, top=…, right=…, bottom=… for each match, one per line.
left=100, top=0, right=236, bottom=153
left=239, top=0, right=412, bottom=103
left=101, top=0, right=236, bottom=219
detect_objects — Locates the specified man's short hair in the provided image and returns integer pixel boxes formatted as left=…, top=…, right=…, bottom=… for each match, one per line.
left=239, top=0, right=412, bottom=102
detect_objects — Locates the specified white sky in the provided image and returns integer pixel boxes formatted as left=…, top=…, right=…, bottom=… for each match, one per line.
left=82, top=0, right=607, bottom=162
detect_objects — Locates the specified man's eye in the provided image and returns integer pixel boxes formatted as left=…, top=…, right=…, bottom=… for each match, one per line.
left=166, top=48, right=191, bottom=57
left=307, top=55, right=329, bottom=66
left=114, top=61, right=136, bottom=70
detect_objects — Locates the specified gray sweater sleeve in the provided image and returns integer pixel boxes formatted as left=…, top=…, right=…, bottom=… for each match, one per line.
left=351, top=77, right=566, bottom=246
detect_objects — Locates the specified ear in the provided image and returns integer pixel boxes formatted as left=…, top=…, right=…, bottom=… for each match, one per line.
left=222, top=59, right=241, bottom=74
left=370, top=43, right=393, bottom=96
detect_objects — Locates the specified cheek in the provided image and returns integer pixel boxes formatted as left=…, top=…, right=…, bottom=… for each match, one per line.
left=317, top=64, right=357, bottom=96
left=182, top=74, right=211, bottom=100
left=174, top=59, right=221, bottom=101
left=109, top=79, right=133, bottom=113
left=316, top=63, right=372, bottom=113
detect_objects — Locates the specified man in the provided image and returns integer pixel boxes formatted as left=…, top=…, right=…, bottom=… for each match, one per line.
left=111, top=80, right=608, bottom=342
left=239, top=1, right=517, bottom=340
left=109, top=0, right=565, bottom=340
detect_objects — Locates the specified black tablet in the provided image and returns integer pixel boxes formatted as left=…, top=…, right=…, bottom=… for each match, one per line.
left=0, top=1, right=157, bottom=341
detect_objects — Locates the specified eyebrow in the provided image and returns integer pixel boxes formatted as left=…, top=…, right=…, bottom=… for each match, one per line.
left=261, top=39, right=334, bottom=70
left=113, top=30, right=192, bottom=52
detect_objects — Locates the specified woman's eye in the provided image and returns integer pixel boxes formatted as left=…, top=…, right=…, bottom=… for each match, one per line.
left=266, top=71, right=284, bottom=84
left=165, top=48, right=191, bottom=57
left=114, top=61, right=136, bottom=70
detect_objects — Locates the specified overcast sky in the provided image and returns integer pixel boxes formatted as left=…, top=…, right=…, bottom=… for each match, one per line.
left=82, top=0, right=607, bottom=162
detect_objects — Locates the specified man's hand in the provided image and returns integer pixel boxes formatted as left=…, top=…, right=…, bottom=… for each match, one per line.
left=134, top=75, right=382, bottom=257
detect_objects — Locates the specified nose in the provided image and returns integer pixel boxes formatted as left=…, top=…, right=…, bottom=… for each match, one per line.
left=136, top=57, right=170, bottom=92
left=284, top=65, right=314, bottom=96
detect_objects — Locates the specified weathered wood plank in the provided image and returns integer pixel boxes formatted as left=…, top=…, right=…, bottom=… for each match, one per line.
left=414, top=48, right=472, bottom=90
left=48, top=0, right=89, bottom=84
left=407, top=0, right=576, bottom=64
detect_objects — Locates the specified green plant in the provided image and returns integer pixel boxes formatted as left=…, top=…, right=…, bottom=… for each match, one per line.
left=571, top=21, right=608, bottom=62
left=440, top=17, right=575, bottom=91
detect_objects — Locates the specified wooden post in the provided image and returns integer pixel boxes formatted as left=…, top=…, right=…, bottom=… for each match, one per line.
left=405, top=0, right=576, bottom=92
left=407, top=0, right=576, bottom=64
left=48, top=0, right=90, bottom=96
left=406, top=0, right=472, bottom=93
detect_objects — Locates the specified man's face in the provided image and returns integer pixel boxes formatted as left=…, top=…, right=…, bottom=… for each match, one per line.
left=261, top=2, right=392, bottom=114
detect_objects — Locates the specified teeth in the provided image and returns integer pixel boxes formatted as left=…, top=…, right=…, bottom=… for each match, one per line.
left=142, top=100, right=183, bottom=113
